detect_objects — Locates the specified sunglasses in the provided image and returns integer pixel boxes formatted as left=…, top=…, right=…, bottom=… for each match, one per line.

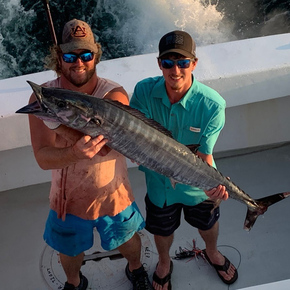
left=160, top=58, right=194, bottom=69
left=62, top=52, right=94, bottom=63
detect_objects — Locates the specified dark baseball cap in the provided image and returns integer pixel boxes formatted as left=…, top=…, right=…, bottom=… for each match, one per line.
left=158, top=30, right=196, bottom=58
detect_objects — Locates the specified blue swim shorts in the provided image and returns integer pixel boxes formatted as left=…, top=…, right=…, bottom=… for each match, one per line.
left=43, top=202, right=145, bottom=257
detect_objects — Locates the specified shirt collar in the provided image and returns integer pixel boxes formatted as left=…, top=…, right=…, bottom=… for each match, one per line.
left=152, top=77, right=171, bottom=108
left=152, top=76, right=196, bottom=110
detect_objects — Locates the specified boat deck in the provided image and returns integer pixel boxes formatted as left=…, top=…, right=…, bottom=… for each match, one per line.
left=1, top=143, right=290, bottom=290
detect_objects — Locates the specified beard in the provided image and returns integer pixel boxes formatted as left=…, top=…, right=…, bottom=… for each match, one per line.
left=62, top=65, right=96, bottom=87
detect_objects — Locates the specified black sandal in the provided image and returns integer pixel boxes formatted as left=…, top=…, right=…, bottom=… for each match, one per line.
left=152, top=261, right=173, bottom=290
left=202, top=249, right=238, bottom=285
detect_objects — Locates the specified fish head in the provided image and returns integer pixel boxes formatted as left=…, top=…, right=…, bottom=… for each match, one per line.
left=16, top=81, right=97, bottom=131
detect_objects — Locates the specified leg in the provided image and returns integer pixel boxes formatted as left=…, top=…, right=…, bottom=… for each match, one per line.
left=184, top=201, right=238, bottom=284
left=199, top=222, right=236, bottom=281
left=121, top=233, right=153, bottom=289
left=102, top=202, right=152, bottom=289
left=198, top=221, right=219, bottom=257
left=118, top=232, right=142, bottom=271
left=153, top=234, right=174, bottom=290
left=59, top=252, right=84, bottom=287
left=43, top=210, right=92, bottom=288
left=145, top=195, right=181, bottom=290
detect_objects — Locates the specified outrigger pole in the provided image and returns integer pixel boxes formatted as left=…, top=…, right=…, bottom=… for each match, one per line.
left=42, top=0, right=57, bottom=45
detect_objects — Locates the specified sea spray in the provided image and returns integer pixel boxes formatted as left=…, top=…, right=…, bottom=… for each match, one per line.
left=0, top=0, right=288, bottom=79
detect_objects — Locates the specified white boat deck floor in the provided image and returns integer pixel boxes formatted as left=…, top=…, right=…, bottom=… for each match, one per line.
left=1, top=143, right=290, bottom=290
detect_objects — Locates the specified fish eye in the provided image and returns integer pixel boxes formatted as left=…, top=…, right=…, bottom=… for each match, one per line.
left=56, top=101, right=66, bottom=108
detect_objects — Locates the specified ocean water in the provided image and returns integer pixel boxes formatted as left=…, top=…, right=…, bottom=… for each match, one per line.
left=0, top=0, right=289, bottom=79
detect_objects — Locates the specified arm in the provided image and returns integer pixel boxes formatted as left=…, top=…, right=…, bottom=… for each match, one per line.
left=196, top=151, right=229, bottom=201
left=194, top=96, right=229, bottom=201
left=105, top=86, right=129, bottom=105
left=28, top=93, right=108, bottom=170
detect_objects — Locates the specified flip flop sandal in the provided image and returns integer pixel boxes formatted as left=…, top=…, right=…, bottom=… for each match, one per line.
left=153, top=260, right=173, bottom=290
left=202, top=249, right=238, bottom=285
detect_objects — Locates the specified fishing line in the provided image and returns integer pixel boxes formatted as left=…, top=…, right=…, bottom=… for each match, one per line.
left=217, top=244, right=242, bottom=270
left=217, top=244, right=242, bottom=290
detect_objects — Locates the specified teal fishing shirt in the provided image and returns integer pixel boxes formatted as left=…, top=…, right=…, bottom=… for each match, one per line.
left=130, top=76, right=226, bottom=208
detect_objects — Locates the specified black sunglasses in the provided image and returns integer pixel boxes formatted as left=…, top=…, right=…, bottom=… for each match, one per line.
left=160, top=58, right=194, bottom=69
left=62, top=52, right=94, bottom=63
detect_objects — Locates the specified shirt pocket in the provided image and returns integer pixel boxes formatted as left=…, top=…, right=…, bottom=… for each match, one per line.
left=178, top=124, right=202, bottom=145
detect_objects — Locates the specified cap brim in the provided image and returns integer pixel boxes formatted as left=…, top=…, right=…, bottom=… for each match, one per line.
left=60, top=42, right=99, bottom=53
left=159, top=48, right=195, bottom=58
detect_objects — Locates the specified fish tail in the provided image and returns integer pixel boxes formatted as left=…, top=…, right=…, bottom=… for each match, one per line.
left=244, top=208, right=260, bottom=231
left=243, top=192, right=290, bottom=231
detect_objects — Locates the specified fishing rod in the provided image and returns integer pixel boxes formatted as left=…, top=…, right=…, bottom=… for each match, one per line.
left=42, top=0, right=57, bottom=45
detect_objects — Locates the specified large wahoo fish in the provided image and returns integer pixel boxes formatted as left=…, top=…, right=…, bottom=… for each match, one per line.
left=17, top=81, right=290, bottom=231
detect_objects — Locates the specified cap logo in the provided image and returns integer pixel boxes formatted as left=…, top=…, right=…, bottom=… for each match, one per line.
left=166, top=34, right=184, bottom=46
left=71, top=25, right=87, bottom=38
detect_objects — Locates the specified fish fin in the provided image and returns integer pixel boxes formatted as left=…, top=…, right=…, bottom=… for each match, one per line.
left=256, top=191, right=290, bottom=207
left=170, top=178, right=177, bottom=189
left=204, top=198, right=222, bottom=216
left=244, top=209, right=260, bottom=231
left=104, top=99, right=174, bottom=138
left=244, top=192, right=290, bottom=231
left=186, top=144, right=200, bottom=154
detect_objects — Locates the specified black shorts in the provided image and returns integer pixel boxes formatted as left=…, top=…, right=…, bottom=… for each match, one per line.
left=145, top=195, right=220, bottom=236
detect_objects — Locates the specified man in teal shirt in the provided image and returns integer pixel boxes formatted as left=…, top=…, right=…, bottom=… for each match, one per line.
left=130, top=31, right=238, bottom=289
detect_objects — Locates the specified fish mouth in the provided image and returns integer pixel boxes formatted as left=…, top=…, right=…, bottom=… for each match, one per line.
left=16, top=99, right=56, bottom=123
left=15, top=81, right=54, bottom=120
left=16, top=100, right=46, bottom=114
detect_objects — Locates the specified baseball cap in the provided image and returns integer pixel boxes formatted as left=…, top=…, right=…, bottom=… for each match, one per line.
left=158, top=30, right=196, bottom=58
left=59, top=19, right=99, bottom=53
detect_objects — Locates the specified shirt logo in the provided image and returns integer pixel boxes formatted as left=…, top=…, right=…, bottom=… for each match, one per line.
left=189, top=126, right=201, bottom=133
